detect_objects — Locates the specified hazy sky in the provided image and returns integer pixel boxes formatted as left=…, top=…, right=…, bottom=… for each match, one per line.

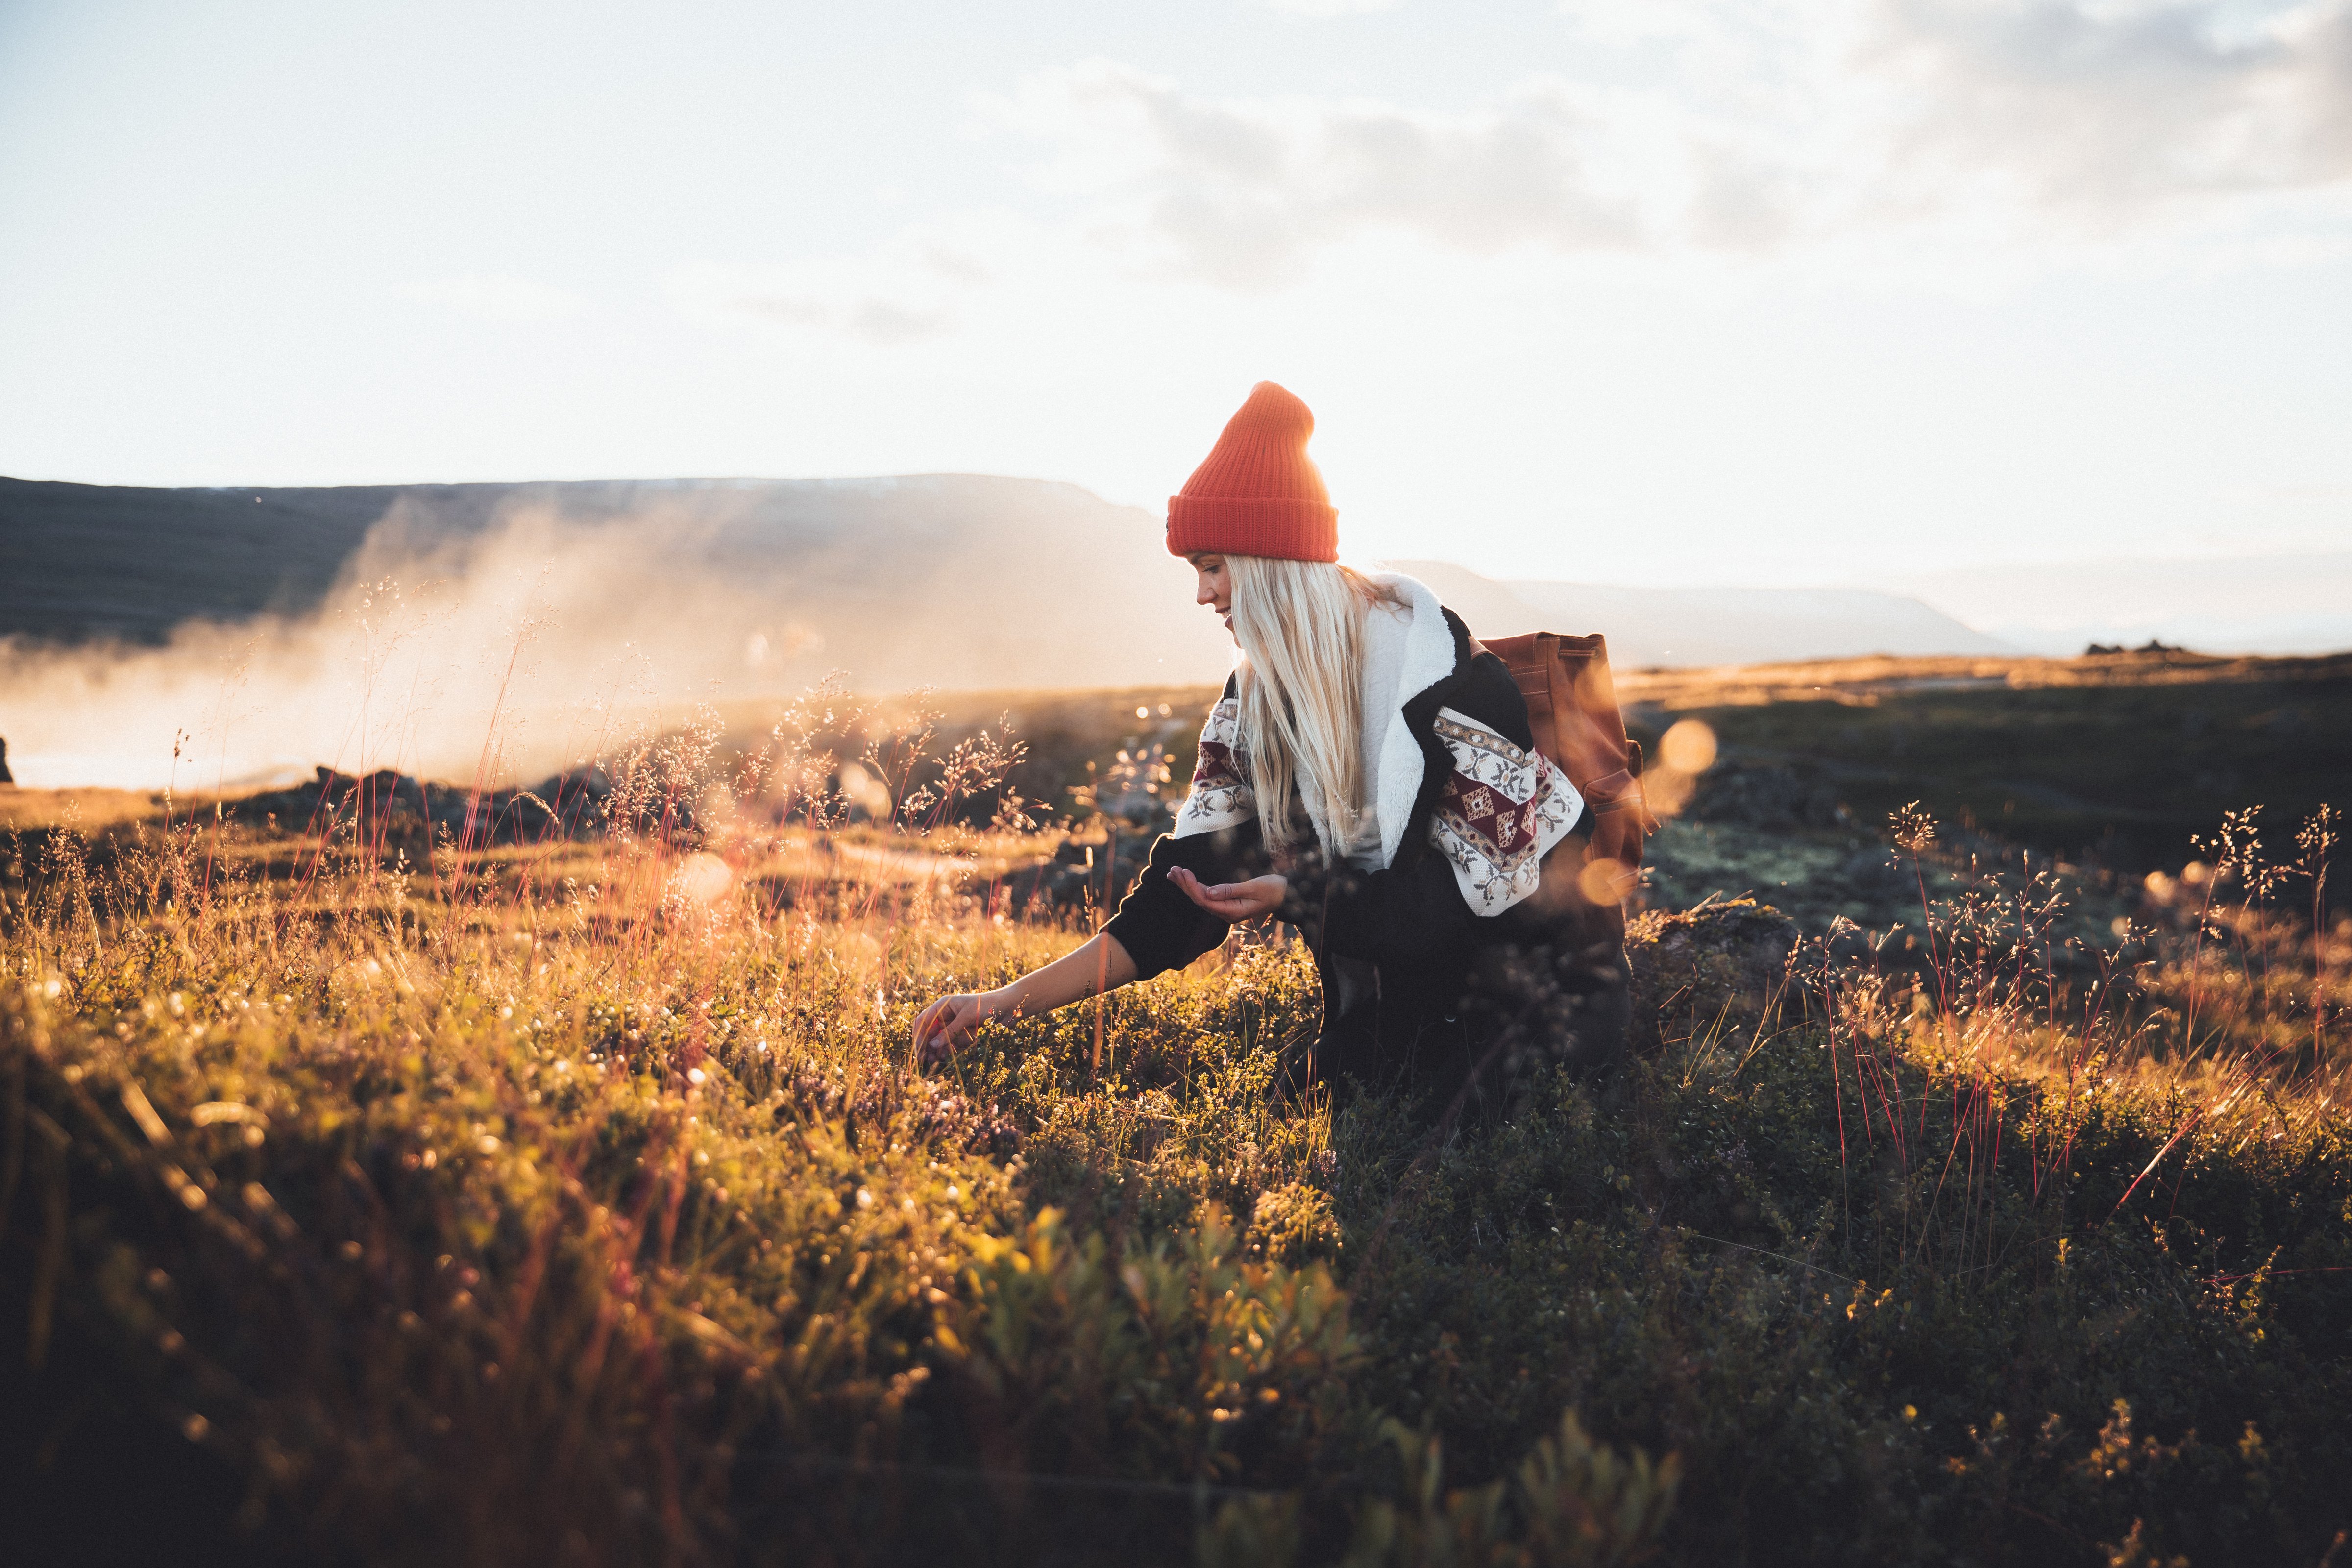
left=2, top=0, right=2348, bottom=588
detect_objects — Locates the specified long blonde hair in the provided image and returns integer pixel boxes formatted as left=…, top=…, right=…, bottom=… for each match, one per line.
left=1226, top=555, right=1396, bottom=858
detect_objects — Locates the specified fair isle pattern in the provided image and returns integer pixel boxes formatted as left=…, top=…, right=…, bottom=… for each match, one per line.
left=1174, top=697, right=1255, bottom=838
left=1428, top=707, right=1583, bottom=914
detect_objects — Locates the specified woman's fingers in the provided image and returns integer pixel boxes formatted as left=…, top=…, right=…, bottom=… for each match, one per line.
left=1171, top=866, right=1250, bottom=911
left=1170, top=866, right=1286, bottom=919
left=915, top=995, right=972, bottom=1060
left=919, top=990, right=1011, bottom=1062
left=922, top=1007, right=965, bottom=1062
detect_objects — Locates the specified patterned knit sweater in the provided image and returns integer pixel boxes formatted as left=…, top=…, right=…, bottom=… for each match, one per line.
left=1102, top=574, right=1585, bottom=1002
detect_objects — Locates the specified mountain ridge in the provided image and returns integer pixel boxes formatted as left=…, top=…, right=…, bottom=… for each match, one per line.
left=1385, top=559, right=2013, bottom=667
left=4, top=473, right=2010, bottom=675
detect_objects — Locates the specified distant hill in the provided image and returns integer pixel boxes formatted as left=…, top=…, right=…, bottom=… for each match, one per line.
left=0, top=477, right=402, bottom=644
left=0, top=474, right=1235, bottom=692
left=1880, top=551, right=2352, bottom=658
left=4, top=476, right=2013, bottom=679
left=1388, top=560, right=2014, bottom=667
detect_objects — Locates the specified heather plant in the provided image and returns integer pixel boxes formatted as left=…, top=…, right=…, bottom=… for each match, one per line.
left=3, top=727, right=2349, bottom=1566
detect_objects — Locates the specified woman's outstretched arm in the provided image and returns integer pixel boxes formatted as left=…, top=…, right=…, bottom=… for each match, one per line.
left=913, top=932, right=1140, bottom=1062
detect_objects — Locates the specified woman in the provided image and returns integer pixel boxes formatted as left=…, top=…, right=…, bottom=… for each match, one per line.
left=915, top=382, right=1630, bottom=1114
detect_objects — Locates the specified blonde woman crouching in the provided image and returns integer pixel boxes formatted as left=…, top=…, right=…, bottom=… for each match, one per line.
left=915, top=382, right=1628, bottom=1116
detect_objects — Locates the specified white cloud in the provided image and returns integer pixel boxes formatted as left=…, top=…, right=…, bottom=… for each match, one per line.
left=1263, top=0, right=1400, bottom=14
left=668, top=244, right=984, bottom=346
left=402, top=274, right=588, bottom=322
left=986, top=3, right=2352, bottom=285
left=996, top=62, right=1658, bottom=286
left=1867, top=0, right=2352, bottom=218
left=738, top=294, right=958, bottom=346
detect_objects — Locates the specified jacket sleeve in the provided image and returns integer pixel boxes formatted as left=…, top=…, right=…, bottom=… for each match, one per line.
left=1304, top=653, right=1583, bottom=968
left=1102, top=677, right=1266, bottom=981
left=1101, top=822, right=1264, bottom=980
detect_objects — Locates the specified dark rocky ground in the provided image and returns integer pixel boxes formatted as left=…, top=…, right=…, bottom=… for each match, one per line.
left=223, top=763, right=663, bottom=850
left=1622, top=650, right=2352, bottom=883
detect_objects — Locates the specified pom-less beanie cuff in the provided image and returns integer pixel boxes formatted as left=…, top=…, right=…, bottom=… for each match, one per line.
left=1165, top=494, right=1339, bottom=563
left=1164, top=381, right=1340, bottom=564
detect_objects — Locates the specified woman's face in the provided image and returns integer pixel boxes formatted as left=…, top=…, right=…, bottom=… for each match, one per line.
left=1191, top=554, right=1234, bottom=640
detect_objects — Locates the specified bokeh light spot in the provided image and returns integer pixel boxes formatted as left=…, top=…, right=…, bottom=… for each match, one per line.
left=1577, top=856, right=1628, bottom=906
left=1660, top=719, right=1718, bottom=774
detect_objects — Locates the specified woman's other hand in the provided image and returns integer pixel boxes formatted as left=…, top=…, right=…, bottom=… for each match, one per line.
left=1168, top=867, right=1288, bottom=920
left=913, top=989, right=1007, bottom=1062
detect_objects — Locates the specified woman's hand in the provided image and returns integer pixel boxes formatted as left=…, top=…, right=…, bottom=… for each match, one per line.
left=1168, top=866, right=1288, bottom=921
left=910, top=934, right=1138, bottom=1069
left=913, top=988, right=1008, bottom=1062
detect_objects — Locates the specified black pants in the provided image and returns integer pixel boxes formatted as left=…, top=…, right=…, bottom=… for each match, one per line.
left=1290, top=942, right=1631, bottom=1118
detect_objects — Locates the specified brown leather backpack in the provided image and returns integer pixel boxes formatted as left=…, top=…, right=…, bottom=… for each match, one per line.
left=1478, top=631, right=1657, bottom=947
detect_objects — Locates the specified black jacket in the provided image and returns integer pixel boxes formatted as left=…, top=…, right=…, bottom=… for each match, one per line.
left=1104, top=606, right=1617, bottom=1092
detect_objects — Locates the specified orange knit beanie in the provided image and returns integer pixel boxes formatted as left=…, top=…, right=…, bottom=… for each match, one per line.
left=1166, top=382, right=1338, bottom=563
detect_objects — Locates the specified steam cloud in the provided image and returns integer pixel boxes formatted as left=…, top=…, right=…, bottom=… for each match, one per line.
left=0, top=506, right=781, bottom=792
left=0, top=477, right=1234, bottom=792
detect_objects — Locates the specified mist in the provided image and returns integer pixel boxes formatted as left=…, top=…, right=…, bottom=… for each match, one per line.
left=0, top=477, right=1237, bottom=792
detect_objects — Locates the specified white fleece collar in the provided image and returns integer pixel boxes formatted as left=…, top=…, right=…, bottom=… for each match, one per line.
left=1358, top=572, right=1459, bottom=868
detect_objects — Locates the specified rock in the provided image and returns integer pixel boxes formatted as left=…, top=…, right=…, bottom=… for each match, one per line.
left=1625, top=898, right=1801, bottom=1052
left=1832, top=846, right=1916, bottom=905
left=1687, top=762, right=1846, bottom=830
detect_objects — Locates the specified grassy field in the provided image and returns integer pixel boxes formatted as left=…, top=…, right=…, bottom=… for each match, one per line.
left=2, top=664, right=2349, bottom=1566
left=1618, top=647, right=2352, bottom=879
left=693, top=646, right=2352, bottom=905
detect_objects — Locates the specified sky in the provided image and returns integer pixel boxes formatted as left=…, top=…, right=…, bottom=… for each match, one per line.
left=2, top=0, right=2349, bottom=592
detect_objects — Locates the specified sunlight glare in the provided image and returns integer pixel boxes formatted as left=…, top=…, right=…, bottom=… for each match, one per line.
left=1659, top=719, right=1717, bottom=775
